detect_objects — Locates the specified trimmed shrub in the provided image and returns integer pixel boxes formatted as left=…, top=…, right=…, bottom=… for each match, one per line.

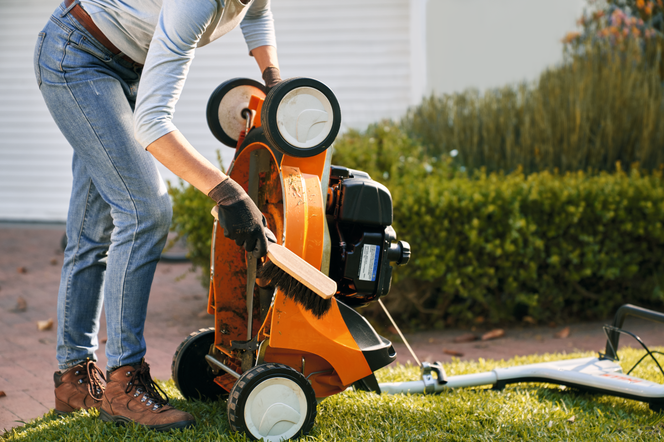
left=166, top=156, right=226, bottom=286
left=333, top=124, right=664, bottom=328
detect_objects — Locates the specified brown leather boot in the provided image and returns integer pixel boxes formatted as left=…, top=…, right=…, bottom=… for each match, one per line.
left=100, top=360, right=195, bottom=431
left=54, top=359, right=105, bottom=414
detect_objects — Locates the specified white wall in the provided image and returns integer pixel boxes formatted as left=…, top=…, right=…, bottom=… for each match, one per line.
left=425, top=0, right=585, bottom=96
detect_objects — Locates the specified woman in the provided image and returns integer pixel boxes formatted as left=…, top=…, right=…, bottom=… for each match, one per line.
left=34, top=0, right=280, bottom=430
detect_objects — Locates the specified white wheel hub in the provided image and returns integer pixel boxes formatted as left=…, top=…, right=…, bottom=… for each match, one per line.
left=276, top=87, right=334, bottom=149
left=218, top=84, right=264, bottom=141
left=244, top=377, right=308, bottom=441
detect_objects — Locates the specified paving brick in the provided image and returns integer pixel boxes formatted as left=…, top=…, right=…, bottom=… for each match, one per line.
left=0, top=407, right=23, bottom=433
left=0, top=390, right=50, bottom=427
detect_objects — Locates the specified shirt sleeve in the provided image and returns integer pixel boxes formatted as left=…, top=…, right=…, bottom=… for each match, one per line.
left=133, top=0, right=217, bottom=148
left=240, top=0, right=277, bottom=53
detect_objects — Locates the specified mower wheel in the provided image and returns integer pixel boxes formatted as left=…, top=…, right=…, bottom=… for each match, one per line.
left=261, top=77, right=341, bottom=158
left=227, top=363, right=317, bottom=441
left=172, top=327, right=228, bottom=401
left=206, top=78, right=266, bottom=148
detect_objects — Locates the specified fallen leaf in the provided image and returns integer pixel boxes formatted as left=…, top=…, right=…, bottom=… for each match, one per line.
left=0, top=391, right=6, bottom=398
left=554, top=327, right=571, bottom=339
left=50, top=258, right=58, bottom=266
left=567, top=415, right=575, bottom=423
left=481, top=329, right=505, bottom=341
left=17, top=267, right=27, bottom=274
left=522, top=316, right=536, bottom=324
left=37, top=318, right=54, bottom=331
left=453, top=333, right=478, bottom=343
left=15, top=297, right=27, bottom=312
left=443, top=349, right=464, bottom=357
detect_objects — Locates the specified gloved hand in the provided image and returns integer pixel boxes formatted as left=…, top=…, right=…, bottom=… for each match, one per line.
left=208, top=177, right=270, bottom=258
left=262, top=66, right=281, bottom=90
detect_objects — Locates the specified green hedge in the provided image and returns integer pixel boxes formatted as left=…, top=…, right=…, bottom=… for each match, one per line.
left=333, top=123, right=664, bottom=328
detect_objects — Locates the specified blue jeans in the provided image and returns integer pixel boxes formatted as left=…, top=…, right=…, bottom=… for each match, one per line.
left=34, top=2, right=172, bottom=371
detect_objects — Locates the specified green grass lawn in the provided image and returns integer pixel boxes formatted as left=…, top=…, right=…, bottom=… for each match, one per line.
left=4, top=348, right=664, bottom=441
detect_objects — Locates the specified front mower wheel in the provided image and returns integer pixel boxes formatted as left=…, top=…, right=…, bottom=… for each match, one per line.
left=227, top=363, right=317, bottom=441
left=172, top=327, right=228, bottom=401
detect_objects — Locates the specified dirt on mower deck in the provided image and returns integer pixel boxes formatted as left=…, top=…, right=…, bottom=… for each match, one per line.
left=1, top=225, right=661, bottom=432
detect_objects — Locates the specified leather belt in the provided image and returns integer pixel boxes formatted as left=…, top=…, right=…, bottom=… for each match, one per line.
left=64, top=0, right=142, bottom=66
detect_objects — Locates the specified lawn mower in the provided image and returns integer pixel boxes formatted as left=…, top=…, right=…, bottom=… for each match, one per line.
left=171, top=76, right=410, bottom=441
left=171, top=77, right=664, bottom=441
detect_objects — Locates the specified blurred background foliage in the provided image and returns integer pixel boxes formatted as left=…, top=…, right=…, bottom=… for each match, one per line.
left=402, top=38, right=663, bottom=175
left=171, top=0, right=664, bottom=329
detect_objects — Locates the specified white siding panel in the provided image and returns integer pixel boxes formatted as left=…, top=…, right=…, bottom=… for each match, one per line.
left=0, top=0, right=412, bottom=222
left=0, top=0, right=72, bottom=222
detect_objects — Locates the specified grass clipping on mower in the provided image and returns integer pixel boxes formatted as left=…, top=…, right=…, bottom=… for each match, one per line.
left=257, top=243, right=336, bottom=318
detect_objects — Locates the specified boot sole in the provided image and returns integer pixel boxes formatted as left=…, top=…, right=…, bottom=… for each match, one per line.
left=99, top=408, right=195, bottom=432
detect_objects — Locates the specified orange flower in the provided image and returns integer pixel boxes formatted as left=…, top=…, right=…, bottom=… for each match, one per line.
left=637, top=0, right=645, bottom=8
left=632, top=27, right=641, bottom=37
left=562, top=31, right=581, bottom=44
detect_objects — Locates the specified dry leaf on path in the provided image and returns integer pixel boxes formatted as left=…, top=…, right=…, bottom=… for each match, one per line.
left=522, top=316, right=536, bottom=324
left=17, top=266, right=27, bottom=274
left=37, top=318, right=54, bottom=331
left=50, top=258, right=58, bottom=265
left=453, top=333, right=479, bottom=343
left=443, top=349, right=464, bottom=357
left=481, top=329, right=505, bottom=341
left=554, top=327, right=571, bottom=339
left=15, top=297, right=27, bottom=312
left=0, top=391, right=6, bottom=398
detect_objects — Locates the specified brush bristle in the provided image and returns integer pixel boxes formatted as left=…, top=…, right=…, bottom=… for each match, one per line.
left=257, top=261, right=332, bottom=318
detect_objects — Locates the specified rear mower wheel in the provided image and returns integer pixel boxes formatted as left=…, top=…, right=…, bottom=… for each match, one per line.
left=227, top=363, right=317, bottom=441
left=172, top=327, right=228, bottom=401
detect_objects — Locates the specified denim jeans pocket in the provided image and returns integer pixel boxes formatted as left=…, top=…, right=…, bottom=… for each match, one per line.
left=34, top=32, right=46, bottom=88
left=64, top=33, right=113, bottom=69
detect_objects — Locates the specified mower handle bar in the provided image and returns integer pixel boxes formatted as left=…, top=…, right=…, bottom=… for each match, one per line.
left=603, top=304, right=664, bottom=360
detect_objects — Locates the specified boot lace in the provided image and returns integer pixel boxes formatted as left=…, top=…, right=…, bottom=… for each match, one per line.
left=125, top=362, right=169, bottom=410
left=82, top=360, right=105, bottom=401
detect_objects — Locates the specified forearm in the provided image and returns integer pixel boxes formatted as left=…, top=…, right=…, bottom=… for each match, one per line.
left=146, top=130, right=226, bottom=195
left=251, top=45, right=279, bottom=72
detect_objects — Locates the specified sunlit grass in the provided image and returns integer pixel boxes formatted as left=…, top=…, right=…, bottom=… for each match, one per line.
left=4, top=348, right=664, bottom=441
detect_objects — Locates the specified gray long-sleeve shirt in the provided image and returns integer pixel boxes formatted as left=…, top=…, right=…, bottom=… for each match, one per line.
left=79, top=0, right=276, bottom=148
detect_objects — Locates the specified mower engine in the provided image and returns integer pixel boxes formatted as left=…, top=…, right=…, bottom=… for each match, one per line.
left=326, top=165, right=410, bottom=306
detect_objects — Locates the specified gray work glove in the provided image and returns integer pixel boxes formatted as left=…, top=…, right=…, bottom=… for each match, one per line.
left=208, top=177, right=270, bottom=258
left=262, top=66, right=282, bottom=90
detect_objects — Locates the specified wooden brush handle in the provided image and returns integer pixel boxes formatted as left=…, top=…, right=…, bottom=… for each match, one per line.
left=266, top=244, right=337, bottom=300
